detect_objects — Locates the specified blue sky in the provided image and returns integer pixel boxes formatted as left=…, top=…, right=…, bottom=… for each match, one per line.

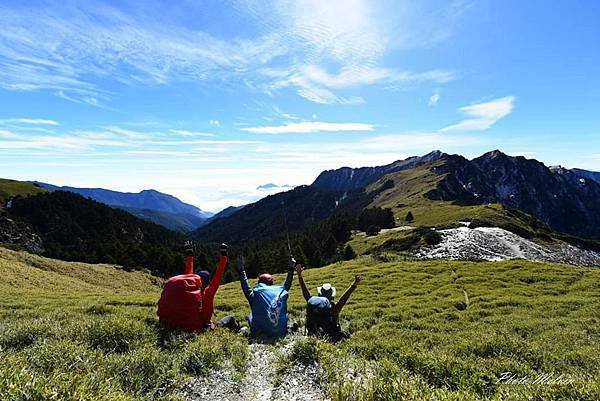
left=1, top=0, right=599, bottom=211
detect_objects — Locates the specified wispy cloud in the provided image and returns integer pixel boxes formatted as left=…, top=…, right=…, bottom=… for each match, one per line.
left=169, top=130, right=215, bottom=137
left=0, top=118, right=59, bottom=126
left=0, top=129, right=21, bottom=139
left=441, top=96, right=516, bottom=132
left=0, top=1, right=464, bottom=105
left=240, top=121, right=374, bottom=134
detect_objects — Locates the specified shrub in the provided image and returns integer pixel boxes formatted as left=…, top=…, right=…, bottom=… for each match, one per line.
left=0, top=320, right=49, bottom=350
left=85, top=316, right=152, bottom=353
left=358, top=207, right=395, bottom=231
left=181, top=337, right=223, bottom=375
left=342, top=244, right=357, bottom=260
left=422, top=230, right=442, bottom=246
left=289, top=337, right=320, bottom=366
left=108, top=347, right=179, bottom=397
left=366, top=225, right=381, bottom=236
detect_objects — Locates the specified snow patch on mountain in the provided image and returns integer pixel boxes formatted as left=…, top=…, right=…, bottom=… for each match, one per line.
left=416, top=227, right=600, bottom=267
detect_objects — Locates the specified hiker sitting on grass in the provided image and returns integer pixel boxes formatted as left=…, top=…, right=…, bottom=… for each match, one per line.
left=296, top=264, right=362, bottom=342
left=237, top=255, right=295, bottom=340
left=157, top=243, right=228, bottom=332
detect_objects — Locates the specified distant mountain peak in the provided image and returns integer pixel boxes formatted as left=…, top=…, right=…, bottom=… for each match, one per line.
left=424, top=150, right=446, bottom=159
left=256, top=183, right=294, bottom=191
left=312, top=150, right=447, bottom=192
left=479, top=149, right=509, bottom=161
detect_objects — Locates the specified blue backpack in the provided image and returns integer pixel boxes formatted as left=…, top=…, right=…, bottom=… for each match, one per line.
left=306, top=296, right=340, bottom=339
left=250, top=283, right=289, bottom=338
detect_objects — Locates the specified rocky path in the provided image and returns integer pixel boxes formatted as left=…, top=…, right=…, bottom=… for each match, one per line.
left=183, top=339, right=328, bottom=401
left=416, top=226, right=600, bottom=267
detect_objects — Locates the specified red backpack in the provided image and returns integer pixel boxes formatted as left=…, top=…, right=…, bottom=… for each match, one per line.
left=157, top=255, right=204, bottom=332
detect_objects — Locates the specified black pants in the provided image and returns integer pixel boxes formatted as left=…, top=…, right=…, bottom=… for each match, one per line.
left=216, top=315, right=241, bottom=332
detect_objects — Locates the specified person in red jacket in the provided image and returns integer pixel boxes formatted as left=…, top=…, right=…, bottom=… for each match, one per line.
left=157, top=242, right=228, bottom=332
left=198, top=244, right=229, bottom=330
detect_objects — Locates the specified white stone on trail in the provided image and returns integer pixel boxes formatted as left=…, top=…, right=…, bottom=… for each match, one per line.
left=183, top=338, right=329, bottom=401
left=416, top=226, right=600, bottom=267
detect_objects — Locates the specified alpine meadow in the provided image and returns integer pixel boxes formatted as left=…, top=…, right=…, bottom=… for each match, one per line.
left=1, top=1, right=600, bottom=401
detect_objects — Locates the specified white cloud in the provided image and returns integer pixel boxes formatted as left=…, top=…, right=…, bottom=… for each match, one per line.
left=104, top=126, right=152, bottom=140
left=0, top=118, right=59, bottom=126
left=441, top=96, right=516, bottom=132
left=0, top=130, right=21, bottom=139
left=266, top=65, right=454, bottom=104
left=0, top=135, right=132, bottom=150
left=240, top=121, right=374, bottom=134
left=169, top=129, right=215, bottom=137
left=429, top=90, right=440, bottom=106
left=209, top=120, right=221, bottom=127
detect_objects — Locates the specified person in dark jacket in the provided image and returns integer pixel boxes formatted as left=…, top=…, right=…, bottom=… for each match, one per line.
left=295, top=263, right=362, bottom=342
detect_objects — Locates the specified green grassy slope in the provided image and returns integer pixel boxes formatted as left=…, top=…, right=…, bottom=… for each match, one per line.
left=2, top=247, right=599, bottom=400
left=355, top=161, right=584, bottom=255
left=0, top=248, right=247, bottom=401
left=217, top=255, right=600, bottom=400
left=0, top=178, right=47, bottom=208
left=366, top=161, right=512, bottom=228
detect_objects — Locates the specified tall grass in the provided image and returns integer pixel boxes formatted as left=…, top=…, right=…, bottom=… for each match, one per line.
left=0, top=248, right=248, bottom=401
left=2, top=246, right=600, bottom=400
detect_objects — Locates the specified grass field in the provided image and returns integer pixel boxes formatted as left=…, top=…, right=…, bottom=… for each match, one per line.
left=1, top=246, right=599, bottom=400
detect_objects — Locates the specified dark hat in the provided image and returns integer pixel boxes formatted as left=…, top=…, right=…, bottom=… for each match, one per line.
left=198, top=270, right=210, bottom=287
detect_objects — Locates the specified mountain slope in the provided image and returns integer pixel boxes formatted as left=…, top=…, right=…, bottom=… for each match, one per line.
left=312, top=150, right=445, bottom=192
left=197, top=205, right=245, bottom=227
left=35, top=183, right=212, bottom=231
left=0, top=246, right=161, bottom=294
left=572, top=168, right=600, bottom=185
left=0, top=178, right=47, bottom=208
left=120, top=206, right=207, bottom=233
left=192, top=185, right=365, bottom=244
left=6, top=191, right=185, bottom=276
left=472, top=151, right=600, bottom=239
left=364, top=151, right=600, bottom=240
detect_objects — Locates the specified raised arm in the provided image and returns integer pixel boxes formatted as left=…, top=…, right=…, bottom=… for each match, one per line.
left=237, top=256, right=253, bottom=303
left=295, top=264, right=311, bottom=301
left=283, top=258, right=295, bottom=291
left=333, top=275, right=362, bottom=321
left=204, top=244, right=229, bottom=299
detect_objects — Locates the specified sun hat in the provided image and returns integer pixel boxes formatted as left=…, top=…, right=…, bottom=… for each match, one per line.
left=317, top=283, right=336, bottom=299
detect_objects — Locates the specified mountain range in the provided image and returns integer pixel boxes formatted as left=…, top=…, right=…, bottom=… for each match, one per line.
left=34, top=183, right=213, bottom=232
left=194, top=150, right=600, bottom=243
left=2, top=149, right=600, bottom=274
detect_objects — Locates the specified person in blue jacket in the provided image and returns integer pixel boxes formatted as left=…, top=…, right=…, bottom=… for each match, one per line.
left=237, top=255, right=295, bottom=340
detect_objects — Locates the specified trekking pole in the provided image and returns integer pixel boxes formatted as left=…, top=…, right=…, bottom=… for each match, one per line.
left=280, top=200, right=293, bottom=259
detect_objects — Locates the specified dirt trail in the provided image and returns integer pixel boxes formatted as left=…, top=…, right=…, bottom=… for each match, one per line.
left=183, top=339, right=328, bottom=401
